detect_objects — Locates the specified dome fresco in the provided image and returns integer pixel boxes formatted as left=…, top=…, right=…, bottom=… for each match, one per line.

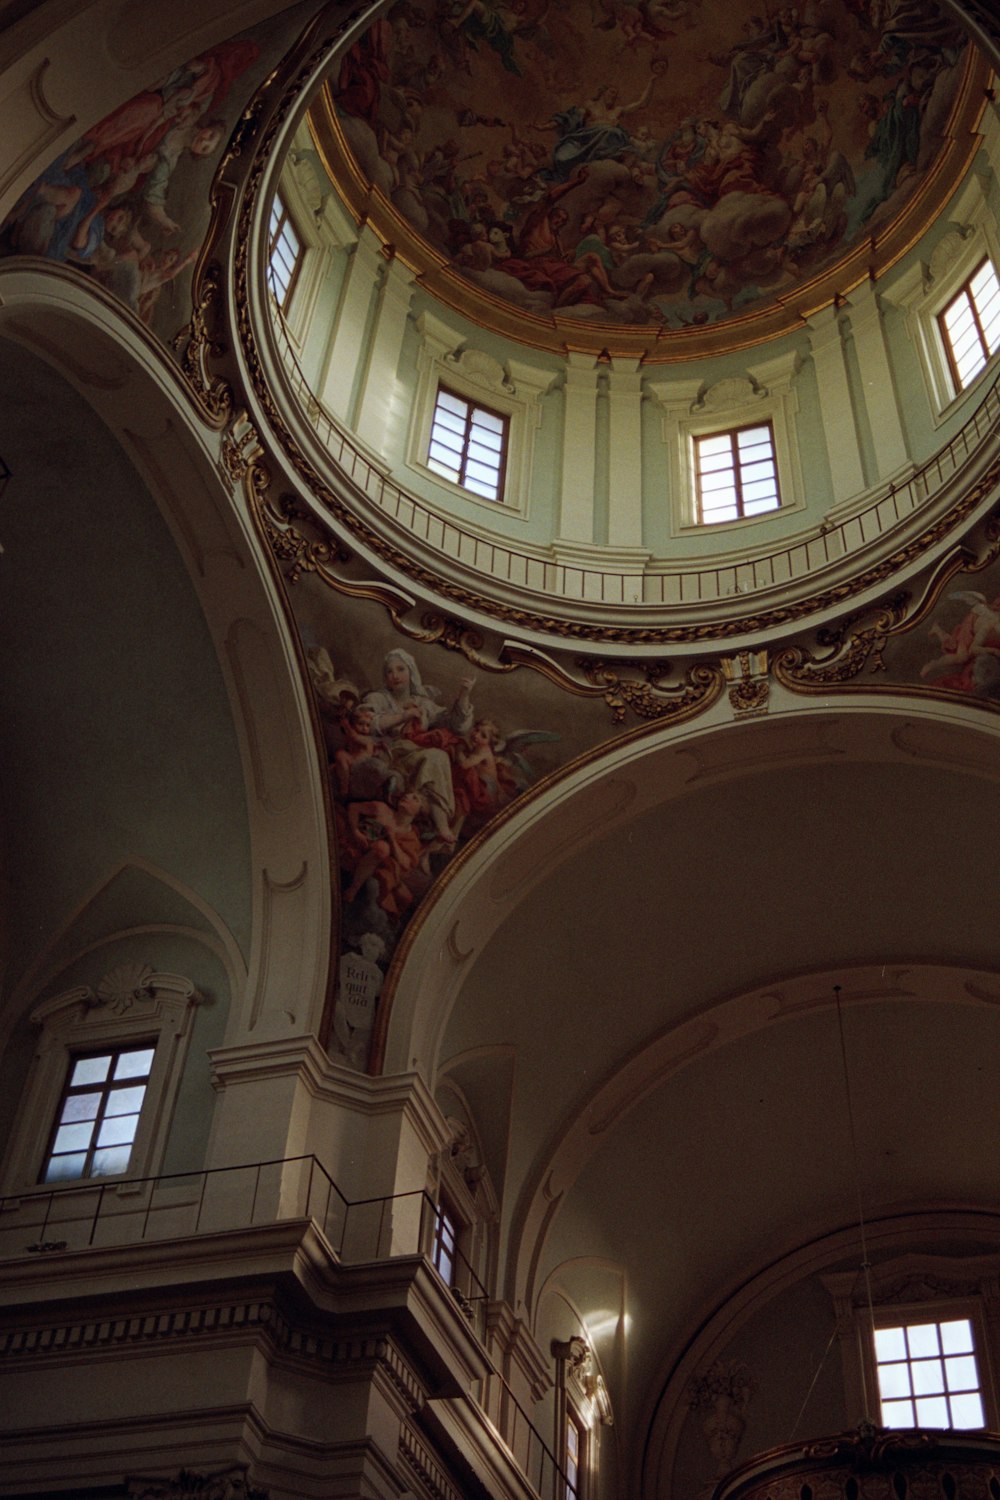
left=329, top=0, right=978, bottom=335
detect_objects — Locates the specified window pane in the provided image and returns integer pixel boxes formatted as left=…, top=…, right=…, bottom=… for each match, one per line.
left=915, top=1396, right=949, bottom=1426
left=882, top=1399, right=915, bottom=1428
left=71, top=1055, right=112, bottom=1086
left=940, top=1320, right=974, bottom=1355
left=97, top=1113, right=139, bottom=1148
left=60, top=1090, right=103, bottom=1123
left=114, top=1048, right=154, bottom=1080
left=945, top=1355, right=978, bottom=1391
left=875, top=1327, right=907, bottom=1362
left=105, top=1084, right=147, bottom=1117
left=91, top=1145, right=132, bottom=1177
left=950, top=1392, right=985, bottom=1428
left=907, top=1324, right=940, bottom=1359
left=696, top=434, right=733, bottom=458
left=431, top=407, right=467, bottom=439
left=912, top=1359, right=945, bottom=1395
left=465, top=476, right=500, bottom=500
left=472, top=408, right=504, bottom=436
left=44, top=1152, right=88, bottom=1182
left=435, top=390, right=468, bottom=419
left=878, top=1362, right=912, bottom=1399
left=53, top=1121, right=97, bottom=1154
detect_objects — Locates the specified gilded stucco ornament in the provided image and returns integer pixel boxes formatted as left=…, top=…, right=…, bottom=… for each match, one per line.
left=722, top=650, right=770, bottom=716
left=579, top=660, right=723, bottom=725
left=171, top=263, right=233, bottom=429
left=688, top=1359, right=756, bottom=1479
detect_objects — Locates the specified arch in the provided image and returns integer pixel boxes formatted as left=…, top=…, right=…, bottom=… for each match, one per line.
left=0, top=263, right=332, bottom=1047
left=379, top=693, right=1000, bottom=1079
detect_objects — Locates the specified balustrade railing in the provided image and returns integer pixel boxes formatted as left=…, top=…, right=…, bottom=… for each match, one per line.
left=264, top=291, right=1000, bottom=615
left=0, top=1155, right=568, bottom=1497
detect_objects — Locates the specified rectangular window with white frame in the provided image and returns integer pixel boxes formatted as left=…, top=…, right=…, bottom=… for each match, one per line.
left=875, top=1315, right=987, bottom=1430
left=694, top=421, right=781, bottom=526
left=268, top=194, right=304, bottom=312
left=427, top=385, right=510, bottom=502
left=42, top=1044, right=155, bottom=1183
left=938, top=258, right=1000, bottom=394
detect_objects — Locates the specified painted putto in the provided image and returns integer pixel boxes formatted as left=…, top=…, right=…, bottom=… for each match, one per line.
left=332, top=0, right=971, bottom=327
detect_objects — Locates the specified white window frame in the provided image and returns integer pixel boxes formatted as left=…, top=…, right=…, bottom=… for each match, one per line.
left=551, top=1335, right=613, bottom=1500
left=648, top=349, right=804, bottom=537
left=823, top=1254, right=1000, bottom=1432
left=882, top=172, right=1000, bottom=422
left=269, top=148, right=344, bottom=350
left=268, top=192, right=305, bottom=313
left=872, top=1310, right=989, bottom=1430
left=407, top=310, right=556, bottom=519
left=1, top=962, right=201, bottom=1195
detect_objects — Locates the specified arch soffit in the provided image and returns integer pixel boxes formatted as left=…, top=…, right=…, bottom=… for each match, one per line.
left=639, top=1206, right=1000, bottom=1500
left=0, top=266, right=332, bottom=1042
left=381, top=695, right=1000, bottom=1079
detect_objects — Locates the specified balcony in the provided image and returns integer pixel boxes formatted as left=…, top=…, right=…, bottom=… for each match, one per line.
left=0, top=1156, right=569, bottom=1500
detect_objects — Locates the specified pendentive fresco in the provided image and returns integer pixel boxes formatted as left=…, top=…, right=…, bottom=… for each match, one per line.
left=331, top=0, right=969, bottom=327
left=0, top=6, right=323, bottom=345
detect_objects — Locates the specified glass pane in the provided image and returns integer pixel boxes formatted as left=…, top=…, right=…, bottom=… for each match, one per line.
left=907, top=1324, right=940, bottom=1358
left=471, top=407, right=504, bottom=435
left=53, top=1121, right=96, bottom=1153
left=696, top=434, right=733, bottom=458
left=97, top=1112, right=139, bottom=1148
left=71, top=1055, right=111, bottom=1086
left=43, top=1152, right=88, bottom=1182
left=944, top=1355, right=978, bottom=1391
left=737, top=425, right=771, bottom=449
left=875, top=1326, right=907, bottom=1362
left=91, top=1145, right=132, bottom=1177
left=114, top=1048, right=154, bottom=1080
left=882, top=1399, right=914, bottom=1428
left=465, top=476, right=500, bottom=500
left=60, top=1090, right=102, bottom=1123
left=940, top=1320, right=974, bottom=1355
left=466, top=457, right=501, bottom=486
left=878, top=1362, right=912, bottom=1399
left=435, top=390, right=468, bottom=419
left=431, top=407, right=467, bottom=439
left=915, top=1396, right=949, bottom=1426
left=912, top=1359, right=945, bottom=1395
left=950, top=1392, right=985, bottom=1428
left=105, top=1084, right=147, bottom=1117
left=428, top=441, right=463, bottom=472
left=698, top=452, right=736, bottom=478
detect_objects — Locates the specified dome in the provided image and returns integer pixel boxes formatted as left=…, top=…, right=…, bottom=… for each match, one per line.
left=315, top=0, right=988, bottom=358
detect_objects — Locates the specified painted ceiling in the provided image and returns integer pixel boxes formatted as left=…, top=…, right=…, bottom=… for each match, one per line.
left=329, top=0, right=977, bottom=335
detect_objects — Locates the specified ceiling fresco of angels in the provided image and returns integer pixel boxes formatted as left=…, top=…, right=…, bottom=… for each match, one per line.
left=333, top=0, right=970, bottom=327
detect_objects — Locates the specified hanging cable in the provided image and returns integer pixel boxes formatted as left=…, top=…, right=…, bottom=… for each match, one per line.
left=833, top=982, right=878, bottom=1422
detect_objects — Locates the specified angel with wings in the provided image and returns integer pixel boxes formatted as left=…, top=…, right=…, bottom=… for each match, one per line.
left=452, top=716, right=558, bottom=836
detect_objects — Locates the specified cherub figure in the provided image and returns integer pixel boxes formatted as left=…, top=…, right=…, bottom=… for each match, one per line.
left=452, top=719, right=559, bottom=836
left=341, top=790, right=428, bottom=914
left=333, top=704, right=390, bottom=798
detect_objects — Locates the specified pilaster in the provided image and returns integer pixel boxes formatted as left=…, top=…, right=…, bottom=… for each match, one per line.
left=806, top=305, right=865, bottom=500
left=606, top=357, right=644, bottom=548
left=317, top=223, right=383, bottom=421
left=845, top=278, right=909, bottom=479
left=557, top=353, right=599, bottom=542
left=354, top=251, right=416, bottom=454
